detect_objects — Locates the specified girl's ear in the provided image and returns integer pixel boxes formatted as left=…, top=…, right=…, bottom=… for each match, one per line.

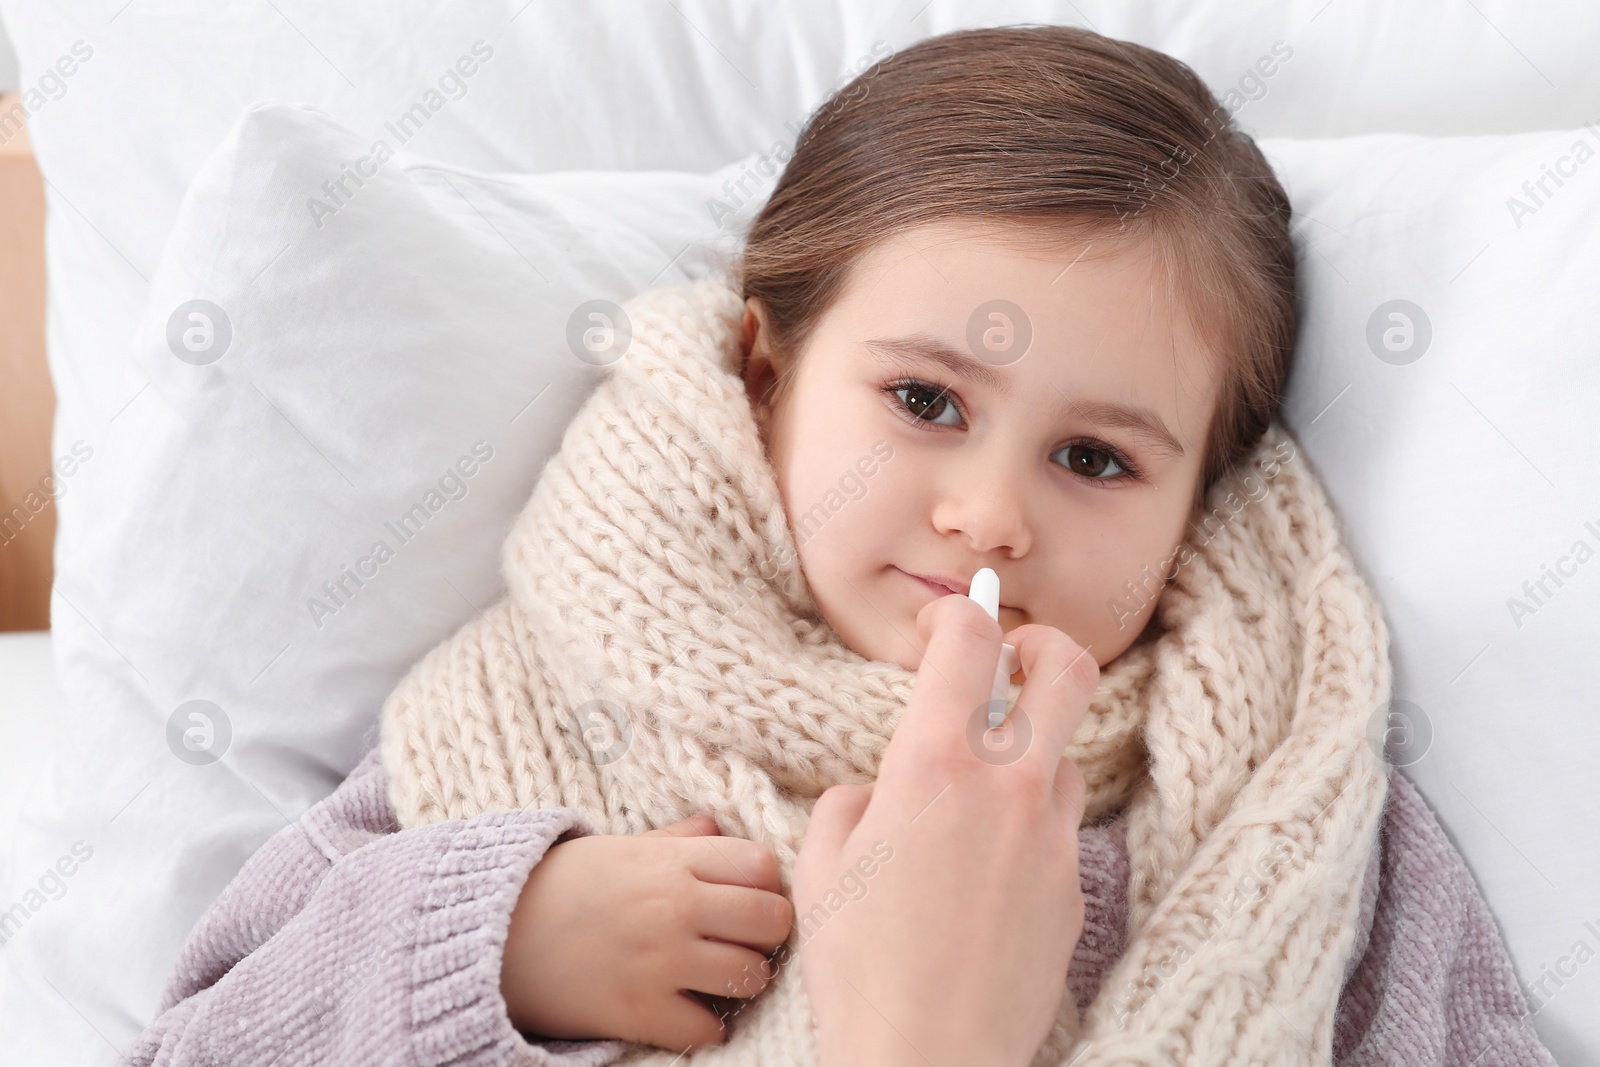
left=741, top=297, right=779, bottom=418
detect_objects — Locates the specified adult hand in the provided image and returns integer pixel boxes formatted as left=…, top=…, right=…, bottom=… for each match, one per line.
left=794, top=592, right=1098, bottom=1067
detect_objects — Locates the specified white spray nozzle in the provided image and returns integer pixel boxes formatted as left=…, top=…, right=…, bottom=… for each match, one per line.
left=969, top=567, right=1000, bottom=619
left=969, top=567, right=1020, bottom=729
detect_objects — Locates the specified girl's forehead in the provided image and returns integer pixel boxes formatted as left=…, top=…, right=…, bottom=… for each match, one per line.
left=855, top=216, right=1148, bottom=270
left=805, top=222, right=1220, bottom=442
left=832, top=224, right=1208, bottom=366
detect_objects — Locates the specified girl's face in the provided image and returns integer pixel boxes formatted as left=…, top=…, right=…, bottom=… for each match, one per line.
left=741, top=219, right=1221, bottom=673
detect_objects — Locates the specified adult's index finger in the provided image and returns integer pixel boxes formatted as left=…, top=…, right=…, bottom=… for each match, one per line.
left=891, top=592, right=1005, bottom=756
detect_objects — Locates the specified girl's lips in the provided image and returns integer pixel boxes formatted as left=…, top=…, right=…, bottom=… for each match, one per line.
left=909, top=571, right=961, bottom=597
left=898, top=567, right=1017, bottom=609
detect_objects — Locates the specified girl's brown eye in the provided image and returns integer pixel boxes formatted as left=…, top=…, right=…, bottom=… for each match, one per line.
left=1059, top=444, right=1126, bottom=480
left=893, top=383, right=960, bottom=426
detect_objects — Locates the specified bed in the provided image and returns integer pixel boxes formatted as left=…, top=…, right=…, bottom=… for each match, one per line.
left=0, top=633, right=56, bottom=902
left=0, top=4, right=1596, bottom=1065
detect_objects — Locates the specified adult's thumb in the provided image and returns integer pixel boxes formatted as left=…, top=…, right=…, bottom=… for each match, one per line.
left=645, top=813, right=722, bottom=838
left=803, top=783, right=874, bottom=858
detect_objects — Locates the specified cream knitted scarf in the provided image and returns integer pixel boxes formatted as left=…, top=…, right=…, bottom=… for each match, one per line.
left=380, top=274, right=1392, bottom=1066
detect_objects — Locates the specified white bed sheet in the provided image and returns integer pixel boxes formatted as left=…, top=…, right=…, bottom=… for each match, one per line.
left=0, top=632, right=58, bottom=911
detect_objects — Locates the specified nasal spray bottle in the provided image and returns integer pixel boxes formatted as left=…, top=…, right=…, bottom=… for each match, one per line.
left=968, top=567, right=1019, bottom=729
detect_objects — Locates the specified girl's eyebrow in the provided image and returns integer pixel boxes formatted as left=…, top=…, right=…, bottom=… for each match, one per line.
left=863, top=333, right=1186, bottom=458
left=866, top=334, right=1010, bottom=391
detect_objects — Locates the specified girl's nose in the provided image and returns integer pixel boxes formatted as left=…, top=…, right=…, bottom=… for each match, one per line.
left=930, top=455, right=1032, bottom=557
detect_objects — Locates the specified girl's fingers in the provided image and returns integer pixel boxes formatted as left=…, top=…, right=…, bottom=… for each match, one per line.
left=692, top=882, right=794, bottom=953
left=646, top=990, right=728, bottom=1052
left=644, top=813, right=722, bottom=838
left=681, top=937, right=780, bottom=1001
left=685, top=835, right=784, bottom=893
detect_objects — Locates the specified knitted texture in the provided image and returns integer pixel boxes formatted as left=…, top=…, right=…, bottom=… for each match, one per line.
left=379, top=274, right=1393, bottom=1066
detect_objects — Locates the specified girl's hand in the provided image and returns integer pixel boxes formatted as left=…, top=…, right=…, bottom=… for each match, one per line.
left=500, top=814, right=794, bottom=1051
left=795, top=592, right=1098, bottom=1067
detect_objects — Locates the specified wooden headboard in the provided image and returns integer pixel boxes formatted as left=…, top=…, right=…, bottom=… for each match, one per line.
left=0, top=92, right=54, bottom=632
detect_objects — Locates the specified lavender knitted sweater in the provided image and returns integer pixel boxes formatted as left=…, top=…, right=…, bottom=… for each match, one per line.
left=118, top=745, right=1556, bottom=1067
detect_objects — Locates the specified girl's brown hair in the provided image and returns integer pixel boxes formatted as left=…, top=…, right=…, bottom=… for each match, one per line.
left=737, top=25, right=1296, bottom=498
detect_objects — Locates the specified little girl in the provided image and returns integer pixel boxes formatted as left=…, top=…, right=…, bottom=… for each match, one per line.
left=124, top=24, right=1555, bottom=1067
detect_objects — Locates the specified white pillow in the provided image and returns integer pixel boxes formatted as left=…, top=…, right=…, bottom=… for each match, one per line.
left=5, top=0, right=1599, bottom=524
left=1259, top=128, right=1600, bottom=1064
left=0, top=101, right=760, bottom=1063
